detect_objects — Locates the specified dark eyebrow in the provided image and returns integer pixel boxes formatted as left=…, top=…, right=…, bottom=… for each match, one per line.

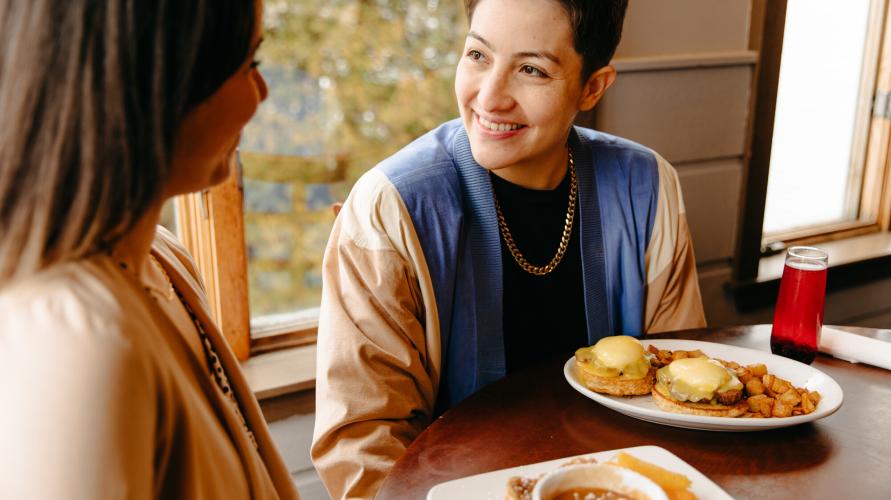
left=466, top=31, right=561, bottom=64
left=516, top=50, right=561, bottom=64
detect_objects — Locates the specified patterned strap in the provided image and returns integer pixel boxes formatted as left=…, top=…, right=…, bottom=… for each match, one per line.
left=174, top=288, right=259, bottom=450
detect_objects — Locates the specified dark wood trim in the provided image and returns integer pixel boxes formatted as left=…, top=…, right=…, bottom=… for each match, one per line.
left=734, top=0, right=788, bottom=282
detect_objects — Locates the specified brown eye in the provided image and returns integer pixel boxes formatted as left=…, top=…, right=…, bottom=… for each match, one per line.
left=521, top=65, right=544, bottom=77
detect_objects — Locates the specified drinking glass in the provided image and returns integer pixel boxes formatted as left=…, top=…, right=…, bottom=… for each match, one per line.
left=770, top=246, right=828, bottom=364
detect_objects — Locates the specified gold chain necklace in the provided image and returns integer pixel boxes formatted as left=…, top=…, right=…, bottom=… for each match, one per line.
left=494, top=149, right=576, bottom=276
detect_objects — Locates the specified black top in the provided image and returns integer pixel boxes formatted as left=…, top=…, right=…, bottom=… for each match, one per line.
left=491, top=171, right=588, bottom=374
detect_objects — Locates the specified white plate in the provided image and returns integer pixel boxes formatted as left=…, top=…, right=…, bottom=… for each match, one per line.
left=564, top=339, right=844, bottom=431
left=426, top=445, right=732, bottom=500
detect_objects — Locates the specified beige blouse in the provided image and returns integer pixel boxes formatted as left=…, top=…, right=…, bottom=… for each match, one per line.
left=0, top=227, right=299, bottom=500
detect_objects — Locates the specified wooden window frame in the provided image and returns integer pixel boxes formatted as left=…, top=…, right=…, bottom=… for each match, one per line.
left=736, top=0, right=891, bottom=281
left=175, top=158, right=317, bottom=361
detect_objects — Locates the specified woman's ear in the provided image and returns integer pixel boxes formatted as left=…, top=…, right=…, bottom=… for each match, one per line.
left=578, top=65, right=617, bottom=112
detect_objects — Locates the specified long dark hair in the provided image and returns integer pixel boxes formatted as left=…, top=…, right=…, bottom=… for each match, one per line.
left=464, top=0, right=628, bottom=80
left=0, top=0, right=256, bottom=281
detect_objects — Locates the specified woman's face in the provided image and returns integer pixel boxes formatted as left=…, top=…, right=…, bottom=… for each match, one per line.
left=165, top=0, right=269, bottom=198
left=454, top=0, right=613, bottom=188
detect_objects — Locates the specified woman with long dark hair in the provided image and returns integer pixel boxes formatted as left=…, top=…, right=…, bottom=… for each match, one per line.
left=0, top=1, right=299, bottom=498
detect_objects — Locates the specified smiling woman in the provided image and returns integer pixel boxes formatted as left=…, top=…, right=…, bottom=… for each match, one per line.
left=311, top=0, right=707, bottom=498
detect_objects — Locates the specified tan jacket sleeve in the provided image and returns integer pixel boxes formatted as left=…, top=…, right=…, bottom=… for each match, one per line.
left=311, top=170, right=442, bottom=499
left=643, top=154, right=707, bottom=333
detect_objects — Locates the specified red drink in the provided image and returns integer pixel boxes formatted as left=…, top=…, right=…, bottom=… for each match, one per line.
left=770, top=247, right=828, bottom=365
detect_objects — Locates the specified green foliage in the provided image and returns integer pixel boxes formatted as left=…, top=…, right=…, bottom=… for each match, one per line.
left=260, top=0, right=465, bottom=180
left=240, top=0, right=467, bottom=318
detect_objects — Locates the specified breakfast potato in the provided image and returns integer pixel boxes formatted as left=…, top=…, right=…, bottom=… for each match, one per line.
left=746, top=378, right=765, bottom=396
left=772, top=399, right=792, bottom=418
left=778, top=388, right=801, bottom=407
left=747, top=394, right=768, bottom=412
left=758, top=396, right=775, bottom=417
left=801, top=391, right=816, bottom=414
left=747, top=363, right=768, bottom=378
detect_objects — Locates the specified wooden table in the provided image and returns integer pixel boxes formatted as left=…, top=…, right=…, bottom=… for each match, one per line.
left=377, top=325, right=891, bottom=499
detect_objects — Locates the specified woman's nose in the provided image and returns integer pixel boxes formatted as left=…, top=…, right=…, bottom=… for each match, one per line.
left=476, top=69, right=513, bottom=112
left=254, top=70, right=269, bottom=102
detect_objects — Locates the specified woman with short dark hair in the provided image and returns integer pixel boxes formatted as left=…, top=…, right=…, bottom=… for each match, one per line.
left=312, top=0, right=705, bottom=497
left=0, top=1, right=299, bottom=498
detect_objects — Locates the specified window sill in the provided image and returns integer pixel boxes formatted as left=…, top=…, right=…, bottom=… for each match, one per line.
left=240, top=344, right=316, bottom=401
left=727, top=232, right=891, bottom=311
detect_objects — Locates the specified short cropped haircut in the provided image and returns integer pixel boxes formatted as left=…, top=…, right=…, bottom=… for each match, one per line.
left=464, top=0, right=628, bottom=80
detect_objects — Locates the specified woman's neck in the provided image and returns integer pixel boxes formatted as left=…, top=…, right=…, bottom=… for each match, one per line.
left=489, top=141, right=570, bottom=190
left=111, top=201, right=163, bottom=277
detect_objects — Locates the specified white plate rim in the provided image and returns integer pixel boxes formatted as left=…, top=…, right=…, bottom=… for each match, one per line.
left=564, top=339, right=844, bottom=431
left=426, top=445, right=733, bottom=500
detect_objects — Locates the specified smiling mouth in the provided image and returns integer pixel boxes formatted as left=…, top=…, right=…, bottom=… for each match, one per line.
left=476, top=113, right=526, bottom=133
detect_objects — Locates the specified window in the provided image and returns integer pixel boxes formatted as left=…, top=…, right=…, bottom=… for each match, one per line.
left=175, top=0, right=468, bottom=359
left=737, top=0, right=891, bottom=280
left=763, top=0, right=879, bottom=236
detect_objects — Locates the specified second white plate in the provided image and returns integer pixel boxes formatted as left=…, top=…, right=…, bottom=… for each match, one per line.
left=564, top=339, right=844, bottom=431
left=427, top=445, right=732, bottom=500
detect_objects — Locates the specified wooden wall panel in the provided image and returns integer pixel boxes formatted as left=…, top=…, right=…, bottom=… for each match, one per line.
left=595, top=65, right=752, bottom=164
left=676, top=159, right=743, bottom=264
left=617, top=0, right=751, bottom=58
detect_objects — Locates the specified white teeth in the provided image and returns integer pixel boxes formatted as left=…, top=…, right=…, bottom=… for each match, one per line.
left=478, top=115, right=521, bottom=132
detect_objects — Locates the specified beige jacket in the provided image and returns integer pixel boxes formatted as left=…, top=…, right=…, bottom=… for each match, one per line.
left=312, top=150, right=706, bottom=499
left=0, top=228, right=299, bottom=500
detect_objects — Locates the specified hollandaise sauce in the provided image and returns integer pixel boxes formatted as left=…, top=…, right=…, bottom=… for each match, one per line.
left=656, top=357, right=742, bottom=402
left=575, top=336, right=650, bottom=380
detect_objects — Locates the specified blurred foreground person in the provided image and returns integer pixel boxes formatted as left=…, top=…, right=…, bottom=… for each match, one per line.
left=0, top=0, right=299, bottom=498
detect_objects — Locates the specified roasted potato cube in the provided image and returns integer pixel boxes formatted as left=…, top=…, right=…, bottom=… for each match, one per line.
left=772, top=399, right=793, bottom=417
left=809, top=391, right=822, bottom=405
left=674, top=351, right=689, bottom=360
left=748, top=363, right=768, bottom=377
left=746, top=378, right=766, bottom=396
left=778, top=389, right=801, bottom=407
left=747, top=394, right=768, bottom=412
left=801, top=392, right=816, bottom=414
left=771, top=377, right=793, bottom=395
left=688, top=349, right=705, bottom=358
left=759, top=397, right=775, bottom=417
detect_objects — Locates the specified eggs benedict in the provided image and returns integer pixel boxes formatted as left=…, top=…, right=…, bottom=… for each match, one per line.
left=651, top=357, right=748, bottom=417
left=574, top=336, right=655, bottom=396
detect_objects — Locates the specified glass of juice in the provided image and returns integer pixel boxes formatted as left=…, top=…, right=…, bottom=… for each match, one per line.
left=770, top=246, right=828, bottom=364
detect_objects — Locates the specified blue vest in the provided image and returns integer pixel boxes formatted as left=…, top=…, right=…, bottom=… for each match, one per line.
left=378, top=120, right=659, bottom=409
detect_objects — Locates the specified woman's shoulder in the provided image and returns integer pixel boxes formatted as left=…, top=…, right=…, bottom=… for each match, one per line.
left=375, top=119, right=464, bottom=183
left=0, top=258, right=139, bottom=352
